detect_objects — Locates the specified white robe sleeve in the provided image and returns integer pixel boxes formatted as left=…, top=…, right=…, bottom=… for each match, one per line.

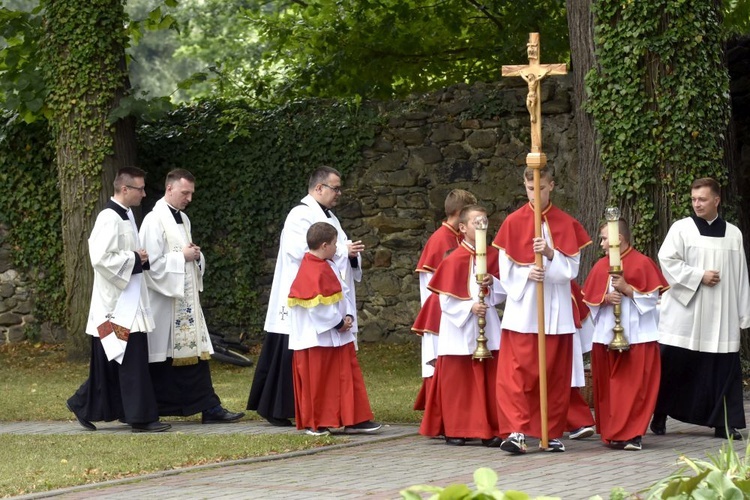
left=499, top=250, right=531, bottom=302
left=140, top=214, right=187, bottom=298
left=88, top=216, right=136, bottom=291
left=658, top=224, right=704, bottom=307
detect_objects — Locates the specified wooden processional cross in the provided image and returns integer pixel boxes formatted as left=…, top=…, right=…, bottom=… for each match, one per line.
left=502, top=33, right=567, bottom=449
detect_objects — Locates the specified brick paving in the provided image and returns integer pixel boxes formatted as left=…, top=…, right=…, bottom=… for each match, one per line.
left=6, top=406, right=749, bottom=500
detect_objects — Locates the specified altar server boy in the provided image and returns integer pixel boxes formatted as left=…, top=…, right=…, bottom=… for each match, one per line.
left=287, top=222, right=381, bottom=436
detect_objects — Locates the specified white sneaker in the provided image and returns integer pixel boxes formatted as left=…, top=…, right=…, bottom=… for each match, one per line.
left=304, top=427, right=330, bottom=437
left=540, top=438, right=566, bottom=452
left=500, top=432, right=527, bottom=454
left=569, top=426, right=595, bottom=440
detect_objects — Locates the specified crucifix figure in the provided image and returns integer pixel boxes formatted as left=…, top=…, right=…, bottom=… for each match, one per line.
left=279, top=306, right=289, bottom=320
left=502, top=33, right=567, bottom=153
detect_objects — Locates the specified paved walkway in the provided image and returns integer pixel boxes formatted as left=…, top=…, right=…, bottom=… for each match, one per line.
left=7, top=408, right=749, bottom=500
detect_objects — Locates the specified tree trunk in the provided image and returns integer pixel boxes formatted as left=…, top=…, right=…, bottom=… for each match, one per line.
left=566, top=0, right=604, bottom=279
left=42, top=1, right=137, bottom=360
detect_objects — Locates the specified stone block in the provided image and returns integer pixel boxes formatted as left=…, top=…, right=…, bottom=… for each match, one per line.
left=467, top=130, right=498, bottom=149
left=430, top=123, right=464, bottom=143
left=371, top=151, right=406, bottom=172
left=373, top=249, right=392, bottom=268
left=8, top=324, right=25, bottom=342
left=442, top=143, right=470, bottom=159
left=411, top=146, right=442, bottom=165
left=0, top=311, right=21, bottom=326
left=0, top=282, right=14, bottom=299
left=395, top=128, right=425, bottom=145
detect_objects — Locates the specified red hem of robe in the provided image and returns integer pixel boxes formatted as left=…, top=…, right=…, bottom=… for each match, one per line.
left=567, top=387, right=595, bottom=430
left=419, top=353, right=500, bottom=439
left=496, top=330, right=573, bottom=438
left=292, top=344, right=374, bottom=430
left=592, top=342, right=661, bottom=442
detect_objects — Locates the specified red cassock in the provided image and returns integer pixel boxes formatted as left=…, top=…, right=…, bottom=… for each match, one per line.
left=288, top=254, right=374, bottom=431
left=419, top=242, right=502, bottom=439
left=493, top=202, right=591, bottom=439
left=292, top=343, right=374, bottom=431
left=412, top=223, right=463, bottom=409
left=583, top=247, right=669, bottom=443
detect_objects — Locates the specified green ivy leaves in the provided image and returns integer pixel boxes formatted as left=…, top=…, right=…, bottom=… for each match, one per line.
left=586, top=1, right=729, bottom=251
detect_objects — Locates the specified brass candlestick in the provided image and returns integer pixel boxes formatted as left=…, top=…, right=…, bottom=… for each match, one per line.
left=472, top=273, right=493, bottom=360
left=605, top=207, right=629, bottom=352
left=608, top=266, right=630, bottom=352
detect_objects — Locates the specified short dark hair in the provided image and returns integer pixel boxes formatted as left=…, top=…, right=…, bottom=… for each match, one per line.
left=308, top=166, right=342, bottom=191
left=691, top=177, right=721, bottom=197
left=114, top=167, right=146, bottom=191
left=307, top=222, right=338, bottom=250
left=165, top=168, right=195, bottom=188
left=458, top=204, right=487, bottom=225
left=523, top=166, right=553, bottom=182
left=444, top=189, right=477, bottom=217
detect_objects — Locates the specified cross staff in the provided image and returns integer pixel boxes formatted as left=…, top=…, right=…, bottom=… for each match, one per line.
left=502, top=33, right=567, bottom=154
left=502, top=32, right=567, bottom=450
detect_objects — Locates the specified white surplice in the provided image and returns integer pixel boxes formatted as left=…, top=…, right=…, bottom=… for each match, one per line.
left=498, top=223, right=579, bottom=335
left=140, top=198, right=212, bottom=363
left=264, top=194, right=362, bottom=338
left=658, top=217, right=750, bottom=353
left=86, top=200, right=154, bottom=363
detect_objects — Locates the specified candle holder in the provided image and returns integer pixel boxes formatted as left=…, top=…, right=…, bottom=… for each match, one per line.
left=472, top=214, right=492, bottom=360
left=605, top=207, right=629, bottom=352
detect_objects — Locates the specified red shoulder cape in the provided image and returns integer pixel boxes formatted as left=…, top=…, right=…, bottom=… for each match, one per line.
left=492, top=202, right=592, bottom=264
left=411, top=292, right=442, bottom=335
left=287, top=253, right=343, bottom=308
left=570, top=280, right=590, bottom=329
left=416, top=222, right=462, bottom=272
left=582, top=247, right=669, bottom=305
left=427, top=242, right=500, bottom=300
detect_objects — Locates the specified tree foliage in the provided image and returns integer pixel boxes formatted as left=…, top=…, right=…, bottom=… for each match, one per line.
left=174, top=0, right=570, bottom=102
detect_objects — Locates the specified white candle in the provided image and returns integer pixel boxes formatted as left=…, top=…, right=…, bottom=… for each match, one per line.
left=475, top=227, right=487, bottom=275
left=607, top=219, right=621, bottom=268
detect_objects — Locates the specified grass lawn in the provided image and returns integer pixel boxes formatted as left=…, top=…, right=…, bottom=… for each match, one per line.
left=0, top=340, right=423, bottom=496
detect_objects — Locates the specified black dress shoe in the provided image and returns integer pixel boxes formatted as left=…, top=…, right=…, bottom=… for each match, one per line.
left=265, top=416, right=294, bottom=427
left=445, top=437, right=466, bottom=446
left=131, top=421, right=171, bottom=433
left=201, top=407, right=245, bottom=424
left=482, top=437, right=503, bottom=448
left=650, top=414, right=666, bottom=435
left=714, top=426, right=743, bottom=440
left=66, top=401, right=96, bottom=431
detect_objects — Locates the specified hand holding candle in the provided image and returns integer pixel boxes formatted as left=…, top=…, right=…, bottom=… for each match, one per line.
left=474, top=214, right=489, bottom=276
left=605, top=207, right=621, bottom=268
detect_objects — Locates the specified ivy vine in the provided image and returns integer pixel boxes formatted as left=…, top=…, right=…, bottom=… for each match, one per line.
left=137, top=99, right=378, bottom=332
left=40, top=0, right=130, bottom=214
left=585, top=1, right=730, bottom=251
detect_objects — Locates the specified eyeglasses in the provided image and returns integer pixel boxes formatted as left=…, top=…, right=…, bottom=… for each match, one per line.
left=321, top=184, right=342, bottom=194
left=126, top=185, right=146, bottom=193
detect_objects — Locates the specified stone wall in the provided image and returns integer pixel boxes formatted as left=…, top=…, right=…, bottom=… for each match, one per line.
left=324, top=77, right=579, bottom=341
left=0, top=225, right=34, bottom=343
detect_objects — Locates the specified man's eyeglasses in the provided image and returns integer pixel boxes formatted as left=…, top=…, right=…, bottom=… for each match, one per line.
left=321, top=184, right=342, bottom=194
left=126, top=185, right=146, bottom=193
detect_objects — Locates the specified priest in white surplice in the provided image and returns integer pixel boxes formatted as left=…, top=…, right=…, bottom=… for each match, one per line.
left=247, top=166, right=364, bottom=427
left=67, top=167, right=170, bottom=433
left=140, top=169, right=244, bottom=424
left=651, top=177, right=750, bottom=440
